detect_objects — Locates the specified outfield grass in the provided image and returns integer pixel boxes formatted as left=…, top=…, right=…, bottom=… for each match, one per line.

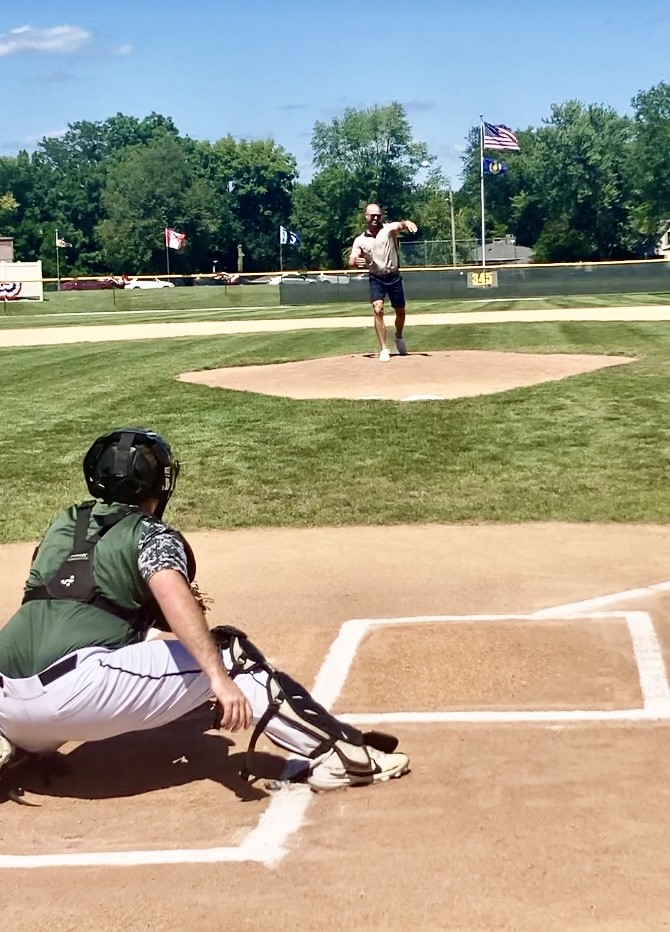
left=2, top=291, right=670, bottom=331
left=1, top=319, right=669, bottom=542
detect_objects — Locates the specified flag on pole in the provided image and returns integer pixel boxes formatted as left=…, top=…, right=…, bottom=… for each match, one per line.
left=55, top=234, right=72, bottom=248
left=279, top=226, right=301, bottom=246
left=483, top=157, right=509, bottom=176
left=482, top=122, right=520, bottom=152
left=165, top=228, right=187, bottom=251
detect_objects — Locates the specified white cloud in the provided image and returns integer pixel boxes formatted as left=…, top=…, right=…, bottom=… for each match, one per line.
left=36, top=70, right=78, bottom=82
left=114, top=43, right=134, bottom=56
left=403, top=100, right=435, bottom=114
left=23, top=129, right=68, bottom=147
left=0, top=25, right=92, bottom=57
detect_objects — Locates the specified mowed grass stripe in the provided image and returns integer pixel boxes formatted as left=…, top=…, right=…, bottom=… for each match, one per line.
left=3, top=292, right=670, bottom=330
left=0, top=321, right=667, bottom=542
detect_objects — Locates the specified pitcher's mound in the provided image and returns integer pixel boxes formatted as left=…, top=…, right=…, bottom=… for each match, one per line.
left=178, top=350, right=634, bottom=401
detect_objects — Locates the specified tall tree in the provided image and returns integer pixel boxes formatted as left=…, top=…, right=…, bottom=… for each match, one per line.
left=631, top=82, right=670, bottom=236
left=295, top=103, right=429, bottom=267
left=208, top=137, right=297, bottom=271
left=36, top=113, right=182, bottom=274
left=98, top=133, right=236, bottom=273
left=459, top=103, right=635, bottom=261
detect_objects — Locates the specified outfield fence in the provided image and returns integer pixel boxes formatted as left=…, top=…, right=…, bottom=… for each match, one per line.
left=2, top=260, right=670, bottom=314
left=279, top=259, right=670, bottom=306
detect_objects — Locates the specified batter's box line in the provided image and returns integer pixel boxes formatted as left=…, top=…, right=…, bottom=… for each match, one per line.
left=310, top=612, right=670, bottom=726
left=0, top=778, right=314, bottom=871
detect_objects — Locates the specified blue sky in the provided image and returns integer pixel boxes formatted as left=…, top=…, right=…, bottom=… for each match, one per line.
left=3, top=1, right=669, bottom=187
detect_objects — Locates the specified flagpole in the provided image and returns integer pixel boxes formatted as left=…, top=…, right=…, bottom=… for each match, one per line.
left=279, top=242, right=283, bottom=272
left=479, top=116, right=486, bottom=269
left=165, top=228, right=170, bottom=276
left=55, top=229, right=61, bottom=291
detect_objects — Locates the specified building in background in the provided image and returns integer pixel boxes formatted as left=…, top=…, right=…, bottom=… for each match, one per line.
left=475, top=236, right=534, bottom=265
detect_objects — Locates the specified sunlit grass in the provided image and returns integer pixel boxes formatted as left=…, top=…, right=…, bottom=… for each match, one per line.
left=1, top=321, right=668, bottom=542
left=2, top=291, right=670, bottom=330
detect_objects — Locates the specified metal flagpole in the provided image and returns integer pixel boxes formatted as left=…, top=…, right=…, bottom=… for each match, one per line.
left=55, top=229, right=61, bottom=290
left=279, top=242, right=283, bottom=272
left=165, top=228, right=170, bottom=276
left=479, top=116, right=486, bottom=269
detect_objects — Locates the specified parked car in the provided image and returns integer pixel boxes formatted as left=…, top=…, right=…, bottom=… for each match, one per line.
left=266, top=273, right=318, bottom=285
left=193, top=273, right=241, bottom=286
left=317, top=273, right=351, bottom=284
left=59, top=276, right=125, bottom=291
left=124, top=277, right=175, bottom=290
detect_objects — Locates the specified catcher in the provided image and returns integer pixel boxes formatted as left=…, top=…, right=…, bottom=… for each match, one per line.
left=0, top=428, right=409, bottom=796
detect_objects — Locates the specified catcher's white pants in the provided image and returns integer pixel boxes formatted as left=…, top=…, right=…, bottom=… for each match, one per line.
left=0, top=640, right=323, bottom=758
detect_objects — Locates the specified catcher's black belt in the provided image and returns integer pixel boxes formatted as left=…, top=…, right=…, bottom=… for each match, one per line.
left=0, top=653, right=78, bottom=689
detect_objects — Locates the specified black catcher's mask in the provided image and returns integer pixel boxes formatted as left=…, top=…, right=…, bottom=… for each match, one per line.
left=83, top=427, right=180, bottom=518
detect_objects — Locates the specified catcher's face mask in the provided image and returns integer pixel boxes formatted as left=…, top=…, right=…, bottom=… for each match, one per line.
left=83, top=427, right=180, bottom=518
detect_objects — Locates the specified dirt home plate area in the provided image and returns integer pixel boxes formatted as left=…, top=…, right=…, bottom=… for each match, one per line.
left=2, top=312, right=670, bottom=930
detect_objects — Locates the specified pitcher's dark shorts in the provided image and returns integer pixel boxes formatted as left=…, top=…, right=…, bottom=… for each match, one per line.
left=369, top=272, right=405, bottom=308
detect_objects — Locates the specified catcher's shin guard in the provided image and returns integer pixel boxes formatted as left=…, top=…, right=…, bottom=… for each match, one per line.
left=210, top=625, right=398, bottom=781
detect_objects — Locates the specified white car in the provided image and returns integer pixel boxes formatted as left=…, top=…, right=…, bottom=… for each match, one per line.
left=317, top=273, right=351, bottom=284
left=125, top=277, right=175, bottom=290
left=266, top=273, right=317, bottom=285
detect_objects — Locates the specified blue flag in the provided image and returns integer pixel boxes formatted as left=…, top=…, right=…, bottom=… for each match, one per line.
left=279, top=226, right=301, bottom=246
left=483, top=157, right=509, bottom=176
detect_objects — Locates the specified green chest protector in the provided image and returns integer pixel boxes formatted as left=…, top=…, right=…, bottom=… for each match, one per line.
left=21, top=501, right=194, bottom=639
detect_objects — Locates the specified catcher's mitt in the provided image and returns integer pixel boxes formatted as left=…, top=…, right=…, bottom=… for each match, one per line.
left=190, top=581, right=212, bottom=615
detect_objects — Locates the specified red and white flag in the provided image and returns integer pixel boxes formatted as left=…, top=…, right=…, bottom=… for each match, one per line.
left=165, top=228, right=186, bottom=251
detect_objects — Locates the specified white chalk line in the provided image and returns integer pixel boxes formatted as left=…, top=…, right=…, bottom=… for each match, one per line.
left=534, top=579, right=670, bottom=618
left=342, top=708, right=670, bottom=725
left=3, top=593, right=670, bottom=870
left=0, top=775, right=314, bottom=871
left=313, top=610, right=670, bottom=724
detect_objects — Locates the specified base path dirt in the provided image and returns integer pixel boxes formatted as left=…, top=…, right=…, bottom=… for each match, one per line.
left=1, top=303, right=670, bottom=347
left=178, top=349, right=634, bottom=401
left=3, top=522, right=670, bottom=930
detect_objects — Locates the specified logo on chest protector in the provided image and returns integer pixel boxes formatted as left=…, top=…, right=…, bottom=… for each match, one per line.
left=59, top=575, right=75, bottom=587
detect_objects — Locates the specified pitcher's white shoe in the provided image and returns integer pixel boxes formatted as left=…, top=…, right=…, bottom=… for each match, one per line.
left=0, top=733, right=15, bottom=771
left=378, top=348, right=391, bottom=362
left=308, top=745, right=410, bottom=792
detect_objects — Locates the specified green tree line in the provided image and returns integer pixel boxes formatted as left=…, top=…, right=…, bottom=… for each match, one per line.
left=2, top=83, right=670, bottom=276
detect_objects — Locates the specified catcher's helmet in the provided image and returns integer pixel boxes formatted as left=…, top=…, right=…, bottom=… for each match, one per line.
left=83, top=427, right=180, bottom=517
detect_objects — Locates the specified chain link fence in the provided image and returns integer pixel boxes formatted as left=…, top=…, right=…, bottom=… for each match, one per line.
left=399, top=239, right=478, bottom=267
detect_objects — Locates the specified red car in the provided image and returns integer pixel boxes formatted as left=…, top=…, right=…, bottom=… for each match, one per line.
left=59, top=276, right=126, bottom=291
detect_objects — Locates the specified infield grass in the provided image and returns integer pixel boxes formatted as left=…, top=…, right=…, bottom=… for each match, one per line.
left=1, top=319, right=669, bottom=542
left=2, top=291, right=670, bottom=330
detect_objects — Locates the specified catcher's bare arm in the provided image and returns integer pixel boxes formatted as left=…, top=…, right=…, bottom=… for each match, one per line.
left=148, top=569, right=252, bottom=732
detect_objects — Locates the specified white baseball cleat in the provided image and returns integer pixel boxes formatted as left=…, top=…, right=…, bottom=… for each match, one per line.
left=308, top=746, right=410, bottom=792
left=0, top=733, right=15, bottom=771
left=395, top=336, right=408, bottom=356
left=378, top=348, right=391, bottom=363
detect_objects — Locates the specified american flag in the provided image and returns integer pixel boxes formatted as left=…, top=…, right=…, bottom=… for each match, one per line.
left=165, top=227, right=187, bottom=251
left=482, top=122, right=520, bottom=152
